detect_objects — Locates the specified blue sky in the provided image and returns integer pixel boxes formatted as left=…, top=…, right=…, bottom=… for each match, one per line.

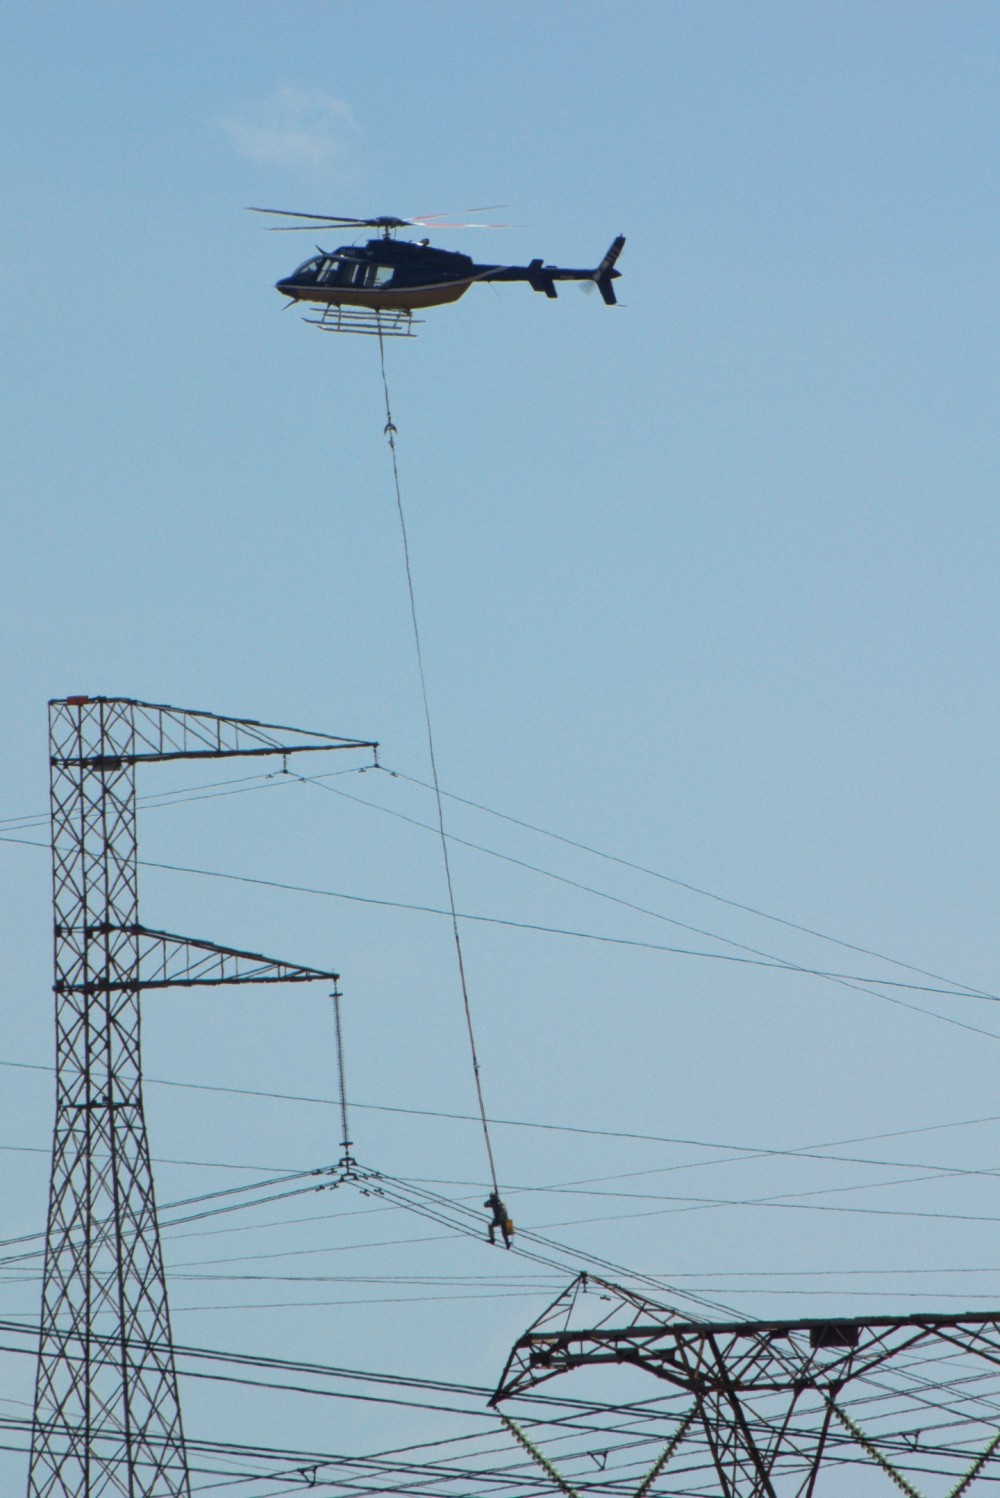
left=1, top=2, right=999, bottom=1493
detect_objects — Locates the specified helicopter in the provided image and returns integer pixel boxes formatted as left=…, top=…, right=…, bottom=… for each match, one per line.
left=251, top=208, right=625, bottom=335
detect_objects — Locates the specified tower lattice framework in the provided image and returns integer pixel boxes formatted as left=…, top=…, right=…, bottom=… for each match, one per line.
left=494, top=1275, right=1000, bottom=1497
left=29, top=696, right=376, bottom=1498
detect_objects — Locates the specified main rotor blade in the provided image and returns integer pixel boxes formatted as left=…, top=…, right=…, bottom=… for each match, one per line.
left=409, top=204, right=512, bottom=229
left=248, top=205, right=516, bottom=232
left=247, top=207, right=378, bottom=225
left=262, top=225, right=349, bottom=232
left=413, top=220, right=514, bottom=229
left=411, top=204, right=506, bottom=221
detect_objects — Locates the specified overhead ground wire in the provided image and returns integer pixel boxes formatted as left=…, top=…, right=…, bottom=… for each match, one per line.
left=377, top=328, right=500, bottom=1196
left=293, top=770, right=999, bottom=1008
left=382, top=768, right=986, bottom=999
left=4, top=776, right=997, bottom=1022
left=1, top=744, right=993, bottom=1013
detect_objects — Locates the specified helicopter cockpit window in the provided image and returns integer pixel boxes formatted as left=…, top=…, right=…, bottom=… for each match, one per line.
left=372, top=265, right=394, bottom=287
left=296, top=258, right=322, bottom=280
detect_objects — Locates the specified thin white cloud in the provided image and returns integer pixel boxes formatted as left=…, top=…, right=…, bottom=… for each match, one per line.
left=220, top=86, right=359, bottom=172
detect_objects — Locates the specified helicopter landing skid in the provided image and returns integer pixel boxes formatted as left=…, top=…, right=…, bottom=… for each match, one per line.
left=303, top=304, right=422, bottom=338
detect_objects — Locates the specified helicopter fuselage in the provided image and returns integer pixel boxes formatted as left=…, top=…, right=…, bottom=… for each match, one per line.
left=276, top=235, right=624, bottom=311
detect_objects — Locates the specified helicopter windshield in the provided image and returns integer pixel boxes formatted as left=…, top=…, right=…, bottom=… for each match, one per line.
left=295, top=258, right=322, bottom=279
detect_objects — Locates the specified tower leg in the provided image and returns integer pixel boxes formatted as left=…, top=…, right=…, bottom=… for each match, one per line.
left=29, top=699, right=190, bottom=1498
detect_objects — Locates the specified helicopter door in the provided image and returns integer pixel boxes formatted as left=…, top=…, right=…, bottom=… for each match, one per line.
left=329, top=260, right=365, bottom=287
left=332, top=261, right=391, bottom=289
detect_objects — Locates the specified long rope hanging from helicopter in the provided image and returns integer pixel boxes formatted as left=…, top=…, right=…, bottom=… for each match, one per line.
left=374, top=327, right=507, bottom=1244
left=251, top=203, right=625, bottom=1246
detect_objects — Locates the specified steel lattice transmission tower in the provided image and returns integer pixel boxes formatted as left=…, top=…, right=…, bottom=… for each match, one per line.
left=494, top=1274, right=1000, bottom=1497
left=29, top=696, right=376, bottom=1498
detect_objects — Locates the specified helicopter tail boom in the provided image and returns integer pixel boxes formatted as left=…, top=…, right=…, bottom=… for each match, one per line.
left=520, top=236, right=625, bottom=301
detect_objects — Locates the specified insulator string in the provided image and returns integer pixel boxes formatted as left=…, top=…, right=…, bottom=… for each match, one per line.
left=332, top=989, right=353, bottom=1169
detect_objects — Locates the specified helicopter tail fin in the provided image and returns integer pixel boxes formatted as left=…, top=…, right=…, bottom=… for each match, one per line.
left=594, top=235, right=626, bottom=305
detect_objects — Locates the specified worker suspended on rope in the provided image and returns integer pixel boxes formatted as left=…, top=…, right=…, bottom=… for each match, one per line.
left=485, top=1191, right=514, bottom=1249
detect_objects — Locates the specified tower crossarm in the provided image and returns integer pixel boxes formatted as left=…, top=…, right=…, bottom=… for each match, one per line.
left=55, top=923, right=341, bottom=991
left=494, top=1305, right=1000, bottom=1402
left=50, top=695, right=378, bottom=766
